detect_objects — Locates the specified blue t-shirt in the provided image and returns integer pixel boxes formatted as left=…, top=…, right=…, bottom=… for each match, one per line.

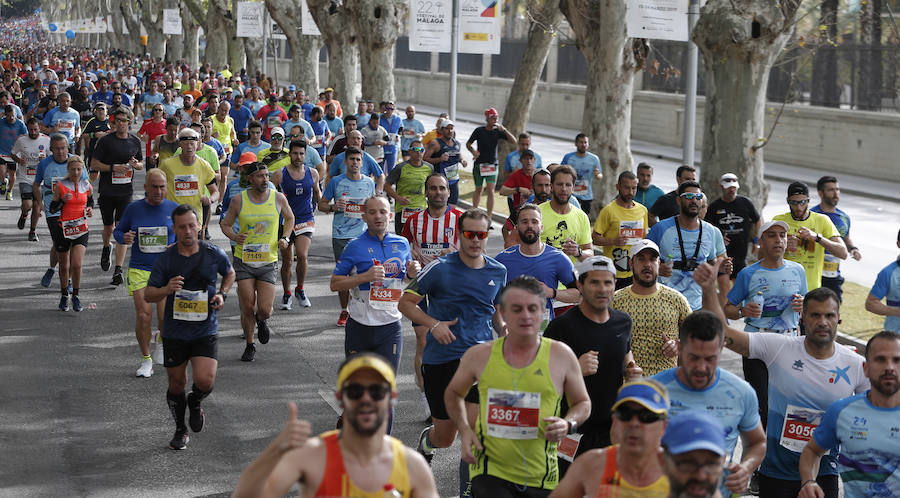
left=400, top=118, right=426, bottom=151
left=92, top=90, right=114, bottom=105
left=648, top=217, right=726, bottom=310
left=140, top=92, right=164, bottom=119
left=246, top=99, right=265, bottom=115
left=0, top=118, right=26, bottom=155
left=230, top=140, right=271, bottom=166
left=282, top=119, right=314, bottom=139
left=229, top=104, right=254, bottom=133
left=813, top=392, right=900, bottom=497
left=380, top=115, right=402, bottom=154
left=148, top=241, right=232, bottom=340
left=308, top=119, right=328, bottom=156
left=870, top=260, right=900, bottom=333
left=654, top=367, right=761, bottom=495
left=636, top=185, right=665, bottom=209
left=408, top=252, right=507, bottom=364
left=324, top=116, right=343, bottom=136
left=329, top=151, right=384, bottom=179
left=113, top=199, right=178, bottom=271
left=561, top=151, right=602, bottom=200
left=503, top=149, right=543, bottom=172
left=44, top=109, right=80, bottom=144
left=33, top=154, right=87, bottom=217
left=494, top=244, right=575, bottom=322
left=727, top=261, right=808, bottom=331
left=303, top=144, right=324, bottom=170
left=811, top=204, right=850, bottom=279
left=161, top=101, right=178, bottom=118
left=322, top=174, right=376, bottom=240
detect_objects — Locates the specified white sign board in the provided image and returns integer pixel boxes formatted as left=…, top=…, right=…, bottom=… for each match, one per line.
left=163, top=9, right=182, bottom=35
left=458, top=0, right=501, bottom=54
left=626, top=0, right=689, bottom=42
left=409, top=0, right=452, bottom=52
left=236, top=2, right=265, bottom=38
left=271, top=22, right=286, bottom=40
left=301, top=0, right=321, bottom=36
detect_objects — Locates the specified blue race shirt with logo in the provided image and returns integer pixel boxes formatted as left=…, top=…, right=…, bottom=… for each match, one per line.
left=727, top=261, right=808, bottom=331
left=400, top=118, right=426, bottom=151
left=494, top=244, right=574, bottom=321
left=113, top=199, right=178, bottom=271
left=870, top=260, right=900, bottom=333
left=328, top=151, right=384, bottom=179
left=648, top=217, right=725, bottom=310
left=561, top=151, right=601, bottom=201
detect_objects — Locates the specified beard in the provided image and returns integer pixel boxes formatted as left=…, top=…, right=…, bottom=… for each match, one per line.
left=347, top=403, right=386, bottom=437
left=872, top=375, right=900, bottom=397
left=519, top=229, right=540, bottom=244
left=670, top=478, right=719, bottom=498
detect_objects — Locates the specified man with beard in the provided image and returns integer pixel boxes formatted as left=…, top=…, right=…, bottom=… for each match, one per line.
left=649, top=165, right=696, bottom=227
left=502, top=170, right=580, bottom=248
left=612, top=240, right=691, bottom=376
left=647, top=181, right=728, bottom=311
left=695, top=260, right=868, bottom=498
left=232, top=353, right=439, bottom=497
left=634, top=162, right=664, bottom=209
left=659, top=411, right=729, bottom=498
left=798, top=330, right=900, bottom=498
left=550, top=380, right=670, bottom=497
left=539, top=166, right=593, bottom=264
left=810, top=176, right=861, bottom=301
left=592, top=171, right=648, bottom=290
left=544, top=256, right=643, bottom=470
left=653, top=310, right=766, bottom=497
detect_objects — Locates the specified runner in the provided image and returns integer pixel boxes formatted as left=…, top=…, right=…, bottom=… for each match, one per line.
left=144, top=204, right=235, bottom=450
left=11, top=117, right=49, bottom=240
left=360, top=113, right=388, bottom=167
left=424, top=118, right=466, bottom=208
left=649, top=165, right=696, bottom=227
left=48, top=156, right=93, bottom=312
left=704, top=173, right=761, bottom=286
left=659, top=411, right=729, bottom=498
left=257, top=126, right=289, bottom=173
left=384, top=139, right=432, bottom=234
left=32, top=134, right=77, bottom=290
left=327, top=130, right=385, bottom=193
left=220, top=161, right=294, bottom=362
left=539, top=165, right=594, bottom=263
left=270, top=139, right=321, bottom=310
left=810, top=176, right=862, bottom=301
left=634, top=162, right=664, bottom=209
left=318, top=147, right=377, bottom=326
left=560, top=133, right=602, bottom=215
left=0, top=104, right=26, bottom=201
left=497, top=148, right=536, bottom=215
left=158, top=127, right=218, bottom=235
left=695, top=259, right=869, bottom=498
left=549, top=380, right=671, bottom=497
left=79, top=102, right=111, bottom=176
left=379, top=102, right=402, bottom=173
left=592, top=171, right=648, bottom=289
left=151, top=116, right=180, bottom=166
left=91, top=107, right=144, bottom=285
left=798, top=330, right=900, bottom=498
left=400, top=105, right=425, bottom=161
left=865, top=228, right=900, bottom=333
left=466, top=107, right=515, bottom=220
left=446, top=275, right=591, bottom=496
left=113, top=169, right=178, bottom=377
left=501, top=132, right=543, bottom=185
left=232, top=353, right=439, bottom=497
left=41, top=92, right=80, bottom=153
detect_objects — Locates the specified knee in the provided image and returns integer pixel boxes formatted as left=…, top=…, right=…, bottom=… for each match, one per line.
left=296, top=254, right=308, bottom=266
left=168, top=378, right=187, bottom=393
left=257, top=305, right=272, bottom=320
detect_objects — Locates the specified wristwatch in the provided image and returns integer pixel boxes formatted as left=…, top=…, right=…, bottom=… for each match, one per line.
left=566, top=419, right=578, bottom=435
left=216, top=292, right=227, bottom=302
left=737, top=306, right=744, bottom=318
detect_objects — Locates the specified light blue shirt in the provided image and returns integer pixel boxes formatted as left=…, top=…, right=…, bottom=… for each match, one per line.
left=728, top=261, right=808, bottom=331
left=504, top=149, right=543, bottom=172
left=648, top=217, right=726, bottom=310
left=282, top=119, right=314, bottom=140
left=561, top=151, right=601, bottom=200
left=322, top=174, right=375, bottom=240
left=400, top=118, right=426, bottom=151
left=870, top=260, right=900, bottom=332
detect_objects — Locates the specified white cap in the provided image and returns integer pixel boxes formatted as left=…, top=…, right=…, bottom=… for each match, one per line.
left=759, top=220, right=789, bottom=234
left=720, top=173, right=739, bottom=189
left=629, top=239, right=660, bottom=259
left=438, top=118, right=454, bottom=129
left=574, top=255, right=616, bottom=278
left=270, top=127, right=285, bottom=138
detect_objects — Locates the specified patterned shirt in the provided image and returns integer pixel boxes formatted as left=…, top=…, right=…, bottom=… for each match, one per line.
left=611, top=285, right=691, bottom=375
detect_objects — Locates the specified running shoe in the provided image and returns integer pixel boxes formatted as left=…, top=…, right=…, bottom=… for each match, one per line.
left=240, top=343, right=256, bottom=362
left=204, top=229, right=211, bottom=240
left=298, top=289, right=311, bottom=307
left=187, top=393, right=205, bottom=432
left=215, top=204, right=222, bottom=215
left=256, top=317, right=270, bottom=344
left=337, top=310, right=349, bottom=327
left=100, top=244, right=111, bottom=271
left=72, top=295, right=83, bottom=312
left=28, top=232, right=38, bottom=242
left=168, top=429, right=189, bottom=450
left=280, top=293, right=292, bottom=310
left=110, top=268, right=124, bottom=286
left=5, top=190, right=12, bottom=201
left=17, top=214, right=25, bottom=230
left=58, top=295, right=69, bottom=312
left=40, top=268, right=55, bottom=288
left=417, top=425, right=435, bottom=465
left=136, top=358, right=153, bottom=378
left=152, top=332, right=164, bottom=365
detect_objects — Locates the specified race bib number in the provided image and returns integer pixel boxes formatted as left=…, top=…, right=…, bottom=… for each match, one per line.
left=242, top=243, right=270, bottom=264
left=344, top=200, right=364, bottom=219
left=173, top=289, right=209, bottom=322
left=822, top=255, right=840, bottom=278
left=267, top=116, right=282, bottom=128
left=174, top=174, right=199, bottom=197
left=292, top=220, right=315, bottom=236
left=401, top=208, right=421, bottom=224
left=313, top=134, right=324, bottom=146
left=479, top=163, right=498, bottom=176
left=541, top=306, right=551, bottom=332
left=444, top=164, right=459, bottom=181
left=558, top=433, right=582, bottom=463
left=369, top=278, right=403, bottom=311
left=26, top=164, right=37, bottom=180
left=403, top=129, right=416, bottom=138
left=56, top=120, right=74, bottom=131
left=62, top=217, right=88, bottom=239
left=138, top=226, right=167, bottom=253
left=486, top=388, right=541, bottom=440
left=112, top=166, right=133, bottom=184
left=420, top=242, right=449, bottom=258
left=619, top=220, right=644, bottom=246
left=573, top=179, right=589, bottom=195
left=780, top=404, right=827, bottom=453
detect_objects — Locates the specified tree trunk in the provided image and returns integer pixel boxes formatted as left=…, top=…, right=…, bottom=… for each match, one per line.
left=265, top=0, right=322, bottom=92
left=244, top=37, right=264, bottom=77
left=142, top=0, right=167, bottom=59
left=226, top=0, right=246, bottom=72
left=181, top=6, right=200, bottom=69
left=498, top=0, right=562, bottom=162
left=560, top=0, right=643, bottom=214
left=307, top=0, right=359, bottom=105
left=344, top=0, right=408, bottom=102
left=185, top=0, right=227, bottom=68
left=858, top=0, right=883, bottom=110
left=810, top=0, right=839, bottom=107
left=693, top=0, right=801, bottom=211
left=120, top=1, right=145, bottom=54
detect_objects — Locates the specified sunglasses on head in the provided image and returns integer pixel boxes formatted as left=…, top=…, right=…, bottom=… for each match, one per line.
left=410, top=146, right=425, bottom=152
left=787, top=199, right=809, bottom=206
left=180, top=136, right=199, bottom=141
left=614, top=405, right=665, bottom=423
left=342, top=383, right=390, bottom=401
left=462, top=230, right=489, bottom=240
left=679, top=192, right=704, bottom=200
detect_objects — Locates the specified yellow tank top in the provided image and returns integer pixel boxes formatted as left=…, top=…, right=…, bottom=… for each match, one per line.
left=314, top=430, right=411, bottom=497
left=472, top=336, right=562, bottom=490
left=595, top=445, right=670, bottom=497
left=236, top=189, right=279, bottom=266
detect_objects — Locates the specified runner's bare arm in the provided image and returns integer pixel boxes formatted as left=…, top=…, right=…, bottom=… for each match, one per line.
left=695, top=260, right=750, bottom=357
left=406, top=449, right=440, bottom=498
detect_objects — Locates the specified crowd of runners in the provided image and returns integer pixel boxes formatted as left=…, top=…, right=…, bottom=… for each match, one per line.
left=2, top=27, right=899, bottom=498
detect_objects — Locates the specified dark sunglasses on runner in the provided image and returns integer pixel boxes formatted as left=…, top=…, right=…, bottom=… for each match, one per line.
left=342, top=383, right=390, bottom=401
left=613, top=405, right=665, bottom=423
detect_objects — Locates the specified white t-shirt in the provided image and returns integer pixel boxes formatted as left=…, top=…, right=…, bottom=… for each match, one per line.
left=12, top=134, right=52, bottom=182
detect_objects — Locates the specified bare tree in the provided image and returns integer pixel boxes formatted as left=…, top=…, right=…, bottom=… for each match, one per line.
left=181, top=5, right=200, bottom=69
left=141, top=0, right=166, bottom=59
left=307, top=0, right=359, bottom=105
left=343, top=0, right=408, bottom=102
left=264, top=0, right=322, bottom=91
left=560, top=0, right=645, bottom=213
left=119, top=1, right=145, bottom=54
left=183, top=0, right=228, bottom=68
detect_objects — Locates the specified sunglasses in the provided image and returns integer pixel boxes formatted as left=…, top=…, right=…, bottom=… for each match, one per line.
left=787, top=199, right=809, bottom=206
left=180, top=136, right=199, bottom=141
left=670, top=458, right=724, bottom=475
left=462, top=230, right=489, bottom=240
left=410, top=146, right=425, bottom=152
left=613, top=405, right=665, bottom=423
left=679, top=192, right=704, bottom=200
left=343, top=383, right=390, bottom=401
left=154, top=108, right=164, bottom=112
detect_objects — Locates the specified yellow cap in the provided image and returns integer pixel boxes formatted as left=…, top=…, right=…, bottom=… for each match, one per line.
left=336, top=355, right=396, bottom=391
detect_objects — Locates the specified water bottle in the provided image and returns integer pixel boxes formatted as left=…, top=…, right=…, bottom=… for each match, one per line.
left=383, top=484, right=402, bottom=498
left=749, top=291, right=765, bottom=318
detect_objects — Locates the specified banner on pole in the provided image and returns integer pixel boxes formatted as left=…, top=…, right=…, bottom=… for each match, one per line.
left=458, top=0, right=501, bottom=54
left=409, top=0, right=452, bottom=52
left=626, top=0, right=688, bottom=42
left=301, top=0, right=320, bottom=36
left=236, top=2, right=265, bottom=37
left=163, top=9, right=182, bottom=35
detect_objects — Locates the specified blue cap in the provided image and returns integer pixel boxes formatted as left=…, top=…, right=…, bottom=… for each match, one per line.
left=288, top=84, right=296, bottom=91
left=661, top=411, right=727, bottom=456
left=611, top=380, right=669, bottom=415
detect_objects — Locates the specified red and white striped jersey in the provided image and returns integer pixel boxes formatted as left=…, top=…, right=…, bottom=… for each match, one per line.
left=401, top=207, right=463, bottom=265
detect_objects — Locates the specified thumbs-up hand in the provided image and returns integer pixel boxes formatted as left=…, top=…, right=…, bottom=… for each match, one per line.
left=662, top=334, right=678, bottom=359
left=273, top=402, right=311, bottom=453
